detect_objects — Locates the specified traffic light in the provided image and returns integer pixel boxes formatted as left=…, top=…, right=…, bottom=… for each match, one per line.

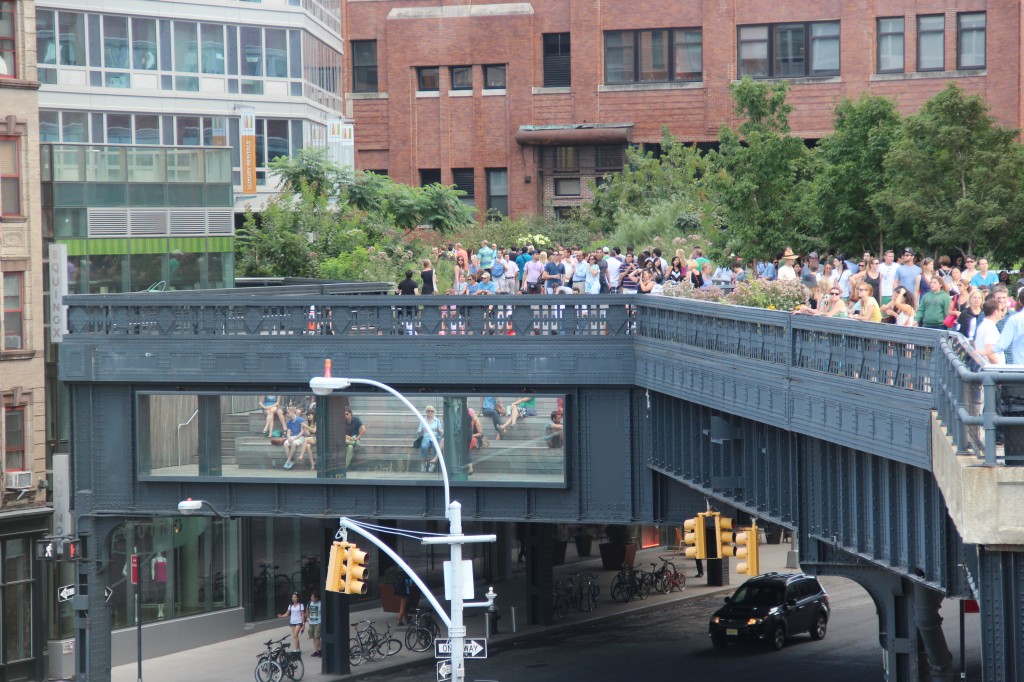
left=716, top=516, right=736, bottom=559
left=735, top=522, right=761, bottom=576
left=326, top=541, right=347, bottom=593
left=62, top=539, right=83, bottom=561
left=325, top=541, right=369, bottom=595
left=343, top=543, right=368, bottom=595
left=683, top=516, right=707, bottom=560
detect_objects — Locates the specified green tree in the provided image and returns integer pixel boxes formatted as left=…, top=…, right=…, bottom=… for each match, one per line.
left=807, top=95, right=903, bottom=255
left=269, top=147, right=351, bottom=197
left=876, top=84, right=1024, bottom=256
left=709, top=78, right=811, bottom=259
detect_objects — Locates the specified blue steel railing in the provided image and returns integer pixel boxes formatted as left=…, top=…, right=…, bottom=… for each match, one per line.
left=63, top=292, right=1022, bottom=465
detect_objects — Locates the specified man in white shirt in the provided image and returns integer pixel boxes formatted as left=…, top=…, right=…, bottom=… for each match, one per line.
left=976, top=298, right=1005, bottom=364
left=605, top=248, right=623, bottom=293
left=878, top=249, right=898, bottom=304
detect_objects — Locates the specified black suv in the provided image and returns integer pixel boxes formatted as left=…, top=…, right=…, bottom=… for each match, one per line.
left=708, top=573, right=829, bottom=651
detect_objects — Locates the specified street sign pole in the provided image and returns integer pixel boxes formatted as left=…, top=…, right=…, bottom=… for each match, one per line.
left=134, top=549, right=142, bottom=682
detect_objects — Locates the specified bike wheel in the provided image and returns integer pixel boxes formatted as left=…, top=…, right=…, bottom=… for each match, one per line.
left=378, top=637, right=402, bottom=658
left=348, top=639, right=362, bottom=667
left=286, top=655, right=304, bottom=682
left=610, top=575, right=626, bottom=603
left=367, top=637, right=386, bottom=662
left=656, top=575, right=670, bottom=594
left=638, top=578, right=651, bottom=600
left=256, top=659, right=282, bottom=682
left=254, top=657, right=274, bottom=682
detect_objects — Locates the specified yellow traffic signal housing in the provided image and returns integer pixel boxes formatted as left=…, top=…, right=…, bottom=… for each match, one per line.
left=325, top=541, right=349, bottom=593
left=683, top=516, right=707, bottom=560
left=735, top=522, right=761, bottom=576
left=344, top=544, right=369, bottom=595
left=717, top=516, right=736, bottom=558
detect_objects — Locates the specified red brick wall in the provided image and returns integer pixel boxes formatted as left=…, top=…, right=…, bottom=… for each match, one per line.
left=343, top=0, right=1020, bottom=216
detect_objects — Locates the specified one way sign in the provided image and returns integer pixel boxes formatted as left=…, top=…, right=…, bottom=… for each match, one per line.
left=436, top=659, right=452, bottom=681
left=57, top=584, right=75, bottom=602
left=434, top=638, right=487, bottom=659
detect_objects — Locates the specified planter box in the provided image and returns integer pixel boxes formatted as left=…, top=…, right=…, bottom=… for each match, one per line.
left=598, top=542, right=638, bottom=570
left=378, top=584, right=420, bottom=613
left=574, top=535, right=594, bottom=557
left=552, top=539, right=568, bottom=565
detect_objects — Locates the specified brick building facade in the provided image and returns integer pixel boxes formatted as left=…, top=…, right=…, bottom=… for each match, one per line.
left=341, top=0, right=1013, bottom=218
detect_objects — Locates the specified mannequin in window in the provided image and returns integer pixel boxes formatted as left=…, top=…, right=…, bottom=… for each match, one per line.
left=152, top=552, right=168, bottom=618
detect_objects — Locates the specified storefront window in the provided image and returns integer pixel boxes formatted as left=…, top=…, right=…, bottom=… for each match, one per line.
left=108, top=519, right=240, bottom=629
left=3, top=539, right=32, bottom=662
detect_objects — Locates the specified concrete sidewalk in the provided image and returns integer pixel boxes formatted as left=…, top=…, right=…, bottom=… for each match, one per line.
left=112, top=542, right=797, bottom=682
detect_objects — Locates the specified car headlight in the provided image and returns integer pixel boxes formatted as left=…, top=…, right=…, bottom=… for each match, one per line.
left=712, top=616, right=720, bottom=624
left=747, top=618, right=763, bottom=626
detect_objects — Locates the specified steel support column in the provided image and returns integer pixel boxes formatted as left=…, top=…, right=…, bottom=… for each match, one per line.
left=75, top=514, right=122, bottom=682
left=978, top=547, right=1024, bottom=682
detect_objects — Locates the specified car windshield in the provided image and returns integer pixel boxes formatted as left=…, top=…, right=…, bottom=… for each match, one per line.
left=730, top=584, right=784, bottom=607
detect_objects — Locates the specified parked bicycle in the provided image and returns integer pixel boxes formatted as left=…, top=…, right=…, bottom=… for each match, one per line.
left=255, top=636, right=298, bottom=682
left=654, top=557, right=686, bottom=594
left=348, top=620, right=402, bottom=665
left=405, top=608, right=440, bottom=652
left=610, top=564, right=650, bottom=603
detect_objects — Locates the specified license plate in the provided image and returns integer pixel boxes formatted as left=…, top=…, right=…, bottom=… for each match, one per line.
left=726, top=628, right=738, bottom=636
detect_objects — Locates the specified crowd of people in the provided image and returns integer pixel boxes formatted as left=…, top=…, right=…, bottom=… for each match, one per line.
left=396, top=241, right=1024, bottom=365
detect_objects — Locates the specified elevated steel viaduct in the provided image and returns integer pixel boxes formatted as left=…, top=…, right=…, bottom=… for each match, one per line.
left=60, top=291, right=1024, bottom=681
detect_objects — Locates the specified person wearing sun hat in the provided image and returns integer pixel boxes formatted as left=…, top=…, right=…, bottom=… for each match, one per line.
left=778, top=247, right=799, bottom=282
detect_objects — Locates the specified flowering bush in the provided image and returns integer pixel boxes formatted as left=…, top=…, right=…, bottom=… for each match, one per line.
left=514, top=233, right=553, bottom=250
left=661, top=280, right=726, bottom=303
left=727, top=279, right=807, bottom=311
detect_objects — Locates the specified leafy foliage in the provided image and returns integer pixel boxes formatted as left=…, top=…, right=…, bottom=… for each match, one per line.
left=874, top=84, right=1024, bottom=257
left=807, top=95, right=903, bottom=255
left=709, top=78, right=811, bottom=260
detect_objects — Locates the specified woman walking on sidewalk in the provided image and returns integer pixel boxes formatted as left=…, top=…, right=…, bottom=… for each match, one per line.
left=278, top=592, right=305, bottom=653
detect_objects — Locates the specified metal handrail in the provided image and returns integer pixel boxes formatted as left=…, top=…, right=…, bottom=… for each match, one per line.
left=176, top=409, right=199, bottom=468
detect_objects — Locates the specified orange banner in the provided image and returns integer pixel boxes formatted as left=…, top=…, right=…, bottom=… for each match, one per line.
left=240, top=107, right=257, bottom=195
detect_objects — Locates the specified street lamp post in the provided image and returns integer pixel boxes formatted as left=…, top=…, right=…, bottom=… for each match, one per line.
left=310, top=372, right=493, bottom=680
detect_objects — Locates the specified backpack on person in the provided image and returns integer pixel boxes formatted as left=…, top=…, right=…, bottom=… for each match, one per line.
left=492, top=259, right=504, bottom=278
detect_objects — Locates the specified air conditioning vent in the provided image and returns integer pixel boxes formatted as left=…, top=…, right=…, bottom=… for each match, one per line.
left=5, top=471, right=31, bottom=489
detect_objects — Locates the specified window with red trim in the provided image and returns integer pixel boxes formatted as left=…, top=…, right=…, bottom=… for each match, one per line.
left=2, top=272, right=23, bottom=350
left=0, top=137, right=19, bottom=216
left=4, top=407, right=24, bottom=470
left=0, top=0, right=15, bottom=78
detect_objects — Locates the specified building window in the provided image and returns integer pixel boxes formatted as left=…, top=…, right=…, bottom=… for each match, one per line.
left=554, top=178, right=581, bottom=196
left=2, top=538, right=32, bottom=660
left=483, top=64, right=505, bottom=89
left=352, top=40, right=377, bottom=92
left=450, top=65, right=472, bottom=90
left=958, top=13, right=985, bottom=70
left=877, top=17, right=904, bottom=73
left=4, top=407, right=24, bottom=470
left=0, top=138, right=19, bottom=216
left=419, top=168, right=440, bottom=187
left=917, top=15, right=944, bottom=71
left=58, top=12, right=86, bottom=66
left=738, top=21, right=840, bottom=78
left=2, top=272, right=22, bottom=350
left=451, top=168, right=474, bottom=206
left=604, top=28, right=701, bottom=84
left=0, top=0, right=16, bottom=77
left=553, top=206, right=574, bottom=220
left=543, top=33, right=570, bottom=87
left=417, top=66, right=439, bottom=92
left=486, top=168, right=508, bottom=217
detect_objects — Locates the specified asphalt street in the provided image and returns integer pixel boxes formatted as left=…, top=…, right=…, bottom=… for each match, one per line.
left=351, top=577, right=982, bottom=682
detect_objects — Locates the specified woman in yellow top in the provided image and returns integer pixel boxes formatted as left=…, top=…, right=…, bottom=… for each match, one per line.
left=853, top=283, right=883, bottom=322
